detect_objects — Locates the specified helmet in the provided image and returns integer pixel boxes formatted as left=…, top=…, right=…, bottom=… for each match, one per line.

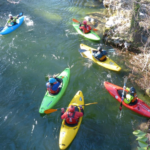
left=49, top=78, right=56, bottom=84
left=68, top=105, right=75, bottom=112
left=97, top=46, right=102, bottom=51
left=9, top=14, right=13, bottom=17
left=130, top=87, right=136, bottom=94
left=83, top=20, right=87, bottom=25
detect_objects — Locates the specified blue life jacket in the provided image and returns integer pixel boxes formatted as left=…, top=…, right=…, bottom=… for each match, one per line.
left=93, top=50, right=107, bottom=59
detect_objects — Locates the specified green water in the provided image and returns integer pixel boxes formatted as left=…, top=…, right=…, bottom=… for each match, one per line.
left=0, top=0, right=150, bottom=150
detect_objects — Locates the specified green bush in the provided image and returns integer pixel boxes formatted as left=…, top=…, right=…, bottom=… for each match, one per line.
left=133, top=130, right=149, bottom=150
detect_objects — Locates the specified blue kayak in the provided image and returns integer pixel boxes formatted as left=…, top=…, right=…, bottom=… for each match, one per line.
left=0, top=16, right=24, bottom=35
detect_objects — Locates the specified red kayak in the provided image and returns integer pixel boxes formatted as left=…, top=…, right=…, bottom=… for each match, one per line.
left=104, top=81, right=150, bottom=118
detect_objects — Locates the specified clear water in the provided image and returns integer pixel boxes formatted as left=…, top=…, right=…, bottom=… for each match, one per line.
left=0, top=0, right=149, bottom=150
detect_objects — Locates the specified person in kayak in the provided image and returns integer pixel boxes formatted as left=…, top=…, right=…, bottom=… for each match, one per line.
left=92, top=46, right=107, bottom=61
left=61, top=105, right=84, bottom=125
left=46, top=77, right=61, bottom=94
left=79, top=20, right=92, bottom=34
left=124, top=87, right=137, bottom=104
left=7, top=14, right=19, bottom=26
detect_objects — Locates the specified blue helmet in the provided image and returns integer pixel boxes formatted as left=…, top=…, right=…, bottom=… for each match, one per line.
left=49, top=78, right=56, bottom=83
left=130, top=87, right=136, bottom=94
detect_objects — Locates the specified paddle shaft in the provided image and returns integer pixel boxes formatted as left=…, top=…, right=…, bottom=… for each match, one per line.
left=61, top=102, right=98, bottom=110
left=44, top=102, right=98, bottom=114
left=120, top=76, right=128, bottom=111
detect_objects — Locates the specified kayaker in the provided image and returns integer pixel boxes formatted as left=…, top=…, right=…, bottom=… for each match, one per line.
left=46, top=77, right=61, bottom=94
left=7, top=14, right=19, bottom=26
left=124, top=87, right=137, bottom=104
left=79, top=20, right=92, bottom=34
left=92, top=46, right=107, bottom=61
left=61, top=105, right=84, bottom=125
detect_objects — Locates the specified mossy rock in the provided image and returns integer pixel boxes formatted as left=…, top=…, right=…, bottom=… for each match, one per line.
left=146, top=88, right=150, bottom=97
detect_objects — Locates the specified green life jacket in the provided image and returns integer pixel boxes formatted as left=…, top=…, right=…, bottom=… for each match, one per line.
left=7, top=17, right=17, bottom=25
left=124, top=94, right=134, bottom=104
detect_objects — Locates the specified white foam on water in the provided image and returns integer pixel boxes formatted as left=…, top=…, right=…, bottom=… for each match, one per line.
left=43, top=54, right=46, bottom=58
left=52, top=54, right=57, bottom=59
left=84, top=62, right=92, bottom=68
left=24, top=16, right=34, bottom=26
left=107, top=74, right=111, bottom=78
left=4, top=116, right=7, bottom=121
left=7, top=0, right=21, bottom=4
left=31, top=124, right=35, bottom=134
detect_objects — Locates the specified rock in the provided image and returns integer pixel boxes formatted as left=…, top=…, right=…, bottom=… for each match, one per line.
left=146, top=88, right=150, bottom=97
left=139, top=122, right=149, bottom=132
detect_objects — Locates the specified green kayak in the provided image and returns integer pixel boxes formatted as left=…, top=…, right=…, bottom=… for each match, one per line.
left=39, top=68, right=70, bottom=114
left=72, top=22, right=100, bottom=41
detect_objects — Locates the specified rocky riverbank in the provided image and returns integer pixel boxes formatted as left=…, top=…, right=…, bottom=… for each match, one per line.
left=87, top=0, right=150, bottom=97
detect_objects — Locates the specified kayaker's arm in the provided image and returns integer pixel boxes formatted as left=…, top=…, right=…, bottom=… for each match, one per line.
left=55, top=77, right=62, bottom=83
left=123, top=86, right=130, bottom=92
left=79, top=105, right=84, bottom=115
left=61, top=108, right=65, bottom=117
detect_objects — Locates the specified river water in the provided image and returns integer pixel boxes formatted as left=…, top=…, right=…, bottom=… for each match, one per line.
left=0, top=0, right=150, bottom=150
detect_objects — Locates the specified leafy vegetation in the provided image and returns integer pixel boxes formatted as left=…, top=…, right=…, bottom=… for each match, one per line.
left=133, top=130, right=150, bottom=150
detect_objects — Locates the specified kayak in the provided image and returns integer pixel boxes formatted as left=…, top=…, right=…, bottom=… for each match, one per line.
left=80, top=44, right=121, bottom=72
left=59, top=90, right=84, bottom=149
left=0, top=16, right=24, bottom=35
left=72, top=22, right=100, bottom=41
left=104, top=81, right=150, bottom=117
left=39, top=68, right=70, bottom=114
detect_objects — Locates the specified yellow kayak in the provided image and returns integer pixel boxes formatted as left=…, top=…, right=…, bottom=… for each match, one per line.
left=59, top=91, right=84, bottom=149
left=80, top=43, right=121, bottom=72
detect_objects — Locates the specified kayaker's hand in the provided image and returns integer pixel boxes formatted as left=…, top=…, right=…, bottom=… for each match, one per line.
left=79, top=105, right=82, bottom=109
left=123, top=86, right=126, bottom=89
left=61, top=108, right=65, bottom=112
left=53, top=75, right=57, bottom=78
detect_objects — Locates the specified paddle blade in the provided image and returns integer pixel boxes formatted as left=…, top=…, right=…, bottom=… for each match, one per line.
left=84, top=102, right=98, bottom=106
left=92, top=28, right=98, bottom=31
left=44, top=109, right=58, bottom=114
left=120, top=102, right=122, bottom=111
left=0, top=27, right=4, bottom=32
left=78, top=49, right=87, bottom=53
left=19, top=12, right=23, bottom=17
left=72, top=19, right=79, bottom=23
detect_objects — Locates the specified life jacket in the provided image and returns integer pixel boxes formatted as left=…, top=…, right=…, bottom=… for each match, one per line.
left=80, top=25, right=91, bottom=33
left=124, top=93, right=137, bottom=104
left=131, top=93, right=137, bottom=103
left=47, top=84, right=59, bottom=94
left=65, top=112, right=79, bottom=124
left=99, top=55, right=106, bottom=61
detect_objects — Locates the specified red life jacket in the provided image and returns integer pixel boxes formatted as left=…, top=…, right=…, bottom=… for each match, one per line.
left=80, top=25, right=91, bottom=33
left=47, top=85, right=59, bottom=94
left=65, top=112, right=79, bottom=124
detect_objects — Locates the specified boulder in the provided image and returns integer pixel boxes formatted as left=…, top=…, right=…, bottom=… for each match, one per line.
left=146, top=88, right=150, bottom=97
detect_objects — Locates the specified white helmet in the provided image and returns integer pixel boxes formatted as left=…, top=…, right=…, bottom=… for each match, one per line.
left=9, top=14, right=13, bottom=17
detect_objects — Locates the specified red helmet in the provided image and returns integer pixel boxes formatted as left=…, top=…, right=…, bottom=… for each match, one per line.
left=83, top=20, right=87, bottom=25
left=68, top=105, right=75, bottom=112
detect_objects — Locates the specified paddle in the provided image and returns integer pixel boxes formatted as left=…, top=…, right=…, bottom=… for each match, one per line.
left=0, top=12, right=23, bottom=32
left=44, top=102, right=98, bottom=114
left=72, top=18, right=98, bottom=31
left=45, top=73, right=60, bottom=81
left=119, top=76, right=128, bottom=111
left=78, top=48, right=88, bottom=53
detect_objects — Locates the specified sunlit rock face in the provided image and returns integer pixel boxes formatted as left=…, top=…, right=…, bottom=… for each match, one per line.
left=146, top=89, right=150, bottom=97
left=102, top=0, right=133, bottom=47
left=139, top=1, right=150, bottom=30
